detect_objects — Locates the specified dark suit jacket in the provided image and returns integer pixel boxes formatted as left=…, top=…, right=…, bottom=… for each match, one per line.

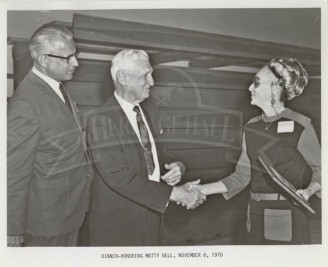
left=7, top=70, right=91, bottom=237
left=87, top=95, right=173, bottom=246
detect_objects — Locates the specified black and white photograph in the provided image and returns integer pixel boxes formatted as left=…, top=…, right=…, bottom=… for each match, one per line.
left=1, top=0, right=327, bottom=267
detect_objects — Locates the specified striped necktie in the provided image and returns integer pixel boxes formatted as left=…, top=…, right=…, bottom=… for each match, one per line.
left=133, top=106, right=155, bottom=175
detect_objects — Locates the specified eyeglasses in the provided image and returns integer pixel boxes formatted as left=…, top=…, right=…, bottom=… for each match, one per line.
left=44, top=50, right=80, bottom=64
left=252, top=76, right=273, bottom=88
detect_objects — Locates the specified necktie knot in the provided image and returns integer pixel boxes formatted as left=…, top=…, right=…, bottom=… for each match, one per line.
left=133, top=105, right=140, bottom=114
left=59, top=82, right=66, bottom=93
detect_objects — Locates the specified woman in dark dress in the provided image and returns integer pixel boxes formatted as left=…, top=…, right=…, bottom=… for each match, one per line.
left=191, top=57, right=321, bottom=244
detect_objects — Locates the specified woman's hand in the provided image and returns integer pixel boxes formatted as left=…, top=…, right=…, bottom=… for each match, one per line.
left=187, top=181, right=207, bottom=195
left=297, top=182, right=321, bottom=201
left=187, top=180, right=228, bottom=196
left=296, top=189, right=311, bottom=201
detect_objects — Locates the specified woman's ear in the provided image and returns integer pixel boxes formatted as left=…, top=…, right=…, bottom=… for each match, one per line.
left=272, top=82, right=283, bottom=103
left=272, top=81, right=282, bottom=94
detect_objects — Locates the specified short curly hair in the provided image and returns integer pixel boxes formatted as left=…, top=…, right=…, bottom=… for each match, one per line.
left=268, top=57, right=309, bottom=102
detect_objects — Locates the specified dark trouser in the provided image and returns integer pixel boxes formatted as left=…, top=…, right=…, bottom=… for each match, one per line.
left=89, top=210, right=161, bottom=246
left=24, top=231, right=79, bottom=247
left=78, top=212, right=90, bottom=246
left=248, top=198, right=310, bottom=245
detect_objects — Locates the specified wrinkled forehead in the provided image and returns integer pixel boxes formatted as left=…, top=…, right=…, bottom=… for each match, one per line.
left=47, top=37, right=75, bottom=53
left=130, top=57, right=153, bottom=73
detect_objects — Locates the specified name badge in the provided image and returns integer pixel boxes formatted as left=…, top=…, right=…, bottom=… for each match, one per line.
left=277, top=121, right=294, bottom=133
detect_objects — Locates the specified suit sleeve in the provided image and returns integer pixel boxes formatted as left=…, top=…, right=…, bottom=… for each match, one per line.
left=7, top=100, right=40, bottom=235
left=87, top=113, right=173, bottom=214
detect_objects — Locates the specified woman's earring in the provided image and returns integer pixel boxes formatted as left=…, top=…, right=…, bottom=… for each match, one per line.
left=271, top=96, right=276, bottom=108
left=271, top=82, right=276, bottom=108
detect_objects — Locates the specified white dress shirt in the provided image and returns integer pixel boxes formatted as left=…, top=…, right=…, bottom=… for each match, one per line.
left=32, top=66, right=66, bottom=103
left=114, top=91, right=160, bottom=182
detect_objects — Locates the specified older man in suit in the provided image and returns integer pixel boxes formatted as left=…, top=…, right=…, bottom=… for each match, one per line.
left=7, top=24, right=92, bottom=246
left=87, top=49, right=205, bottom=246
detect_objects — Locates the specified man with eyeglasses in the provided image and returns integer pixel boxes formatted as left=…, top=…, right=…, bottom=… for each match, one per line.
left=7, top=24, right=92, bottom=246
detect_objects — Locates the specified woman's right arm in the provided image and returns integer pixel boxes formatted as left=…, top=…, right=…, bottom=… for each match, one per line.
left=296, top=120, right=321, bottom=200
left=195, top=133, right=252, bottom=199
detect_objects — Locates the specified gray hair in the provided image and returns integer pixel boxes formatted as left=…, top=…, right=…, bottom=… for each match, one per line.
left=111, top=49, right=149, bottom=85
left=268, top=57, right=309, bottom=102
left=29, top=24, right=74, bottom=61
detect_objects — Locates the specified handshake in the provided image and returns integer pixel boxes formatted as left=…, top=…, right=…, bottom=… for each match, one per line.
left=161, top=162, right=206, bottom=209
left=169, top=179, right=206, bottom=209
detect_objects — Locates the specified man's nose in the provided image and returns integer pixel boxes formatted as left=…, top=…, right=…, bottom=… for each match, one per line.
left=148, top=76, right=154, bottom=86
left=70, top=56, right=79, bottom=67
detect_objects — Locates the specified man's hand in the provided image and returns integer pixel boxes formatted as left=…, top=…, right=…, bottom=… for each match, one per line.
left=161, top=161, right=186, bottom=186
left=7, top=235, right=24, bottom=247
left=169, top=179, right=206, bottom=209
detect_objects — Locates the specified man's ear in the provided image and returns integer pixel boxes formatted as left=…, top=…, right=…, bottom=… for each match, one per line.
left=37, top=54, right=48, bottom=68
left=116, top=70, right=127, bottom=86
